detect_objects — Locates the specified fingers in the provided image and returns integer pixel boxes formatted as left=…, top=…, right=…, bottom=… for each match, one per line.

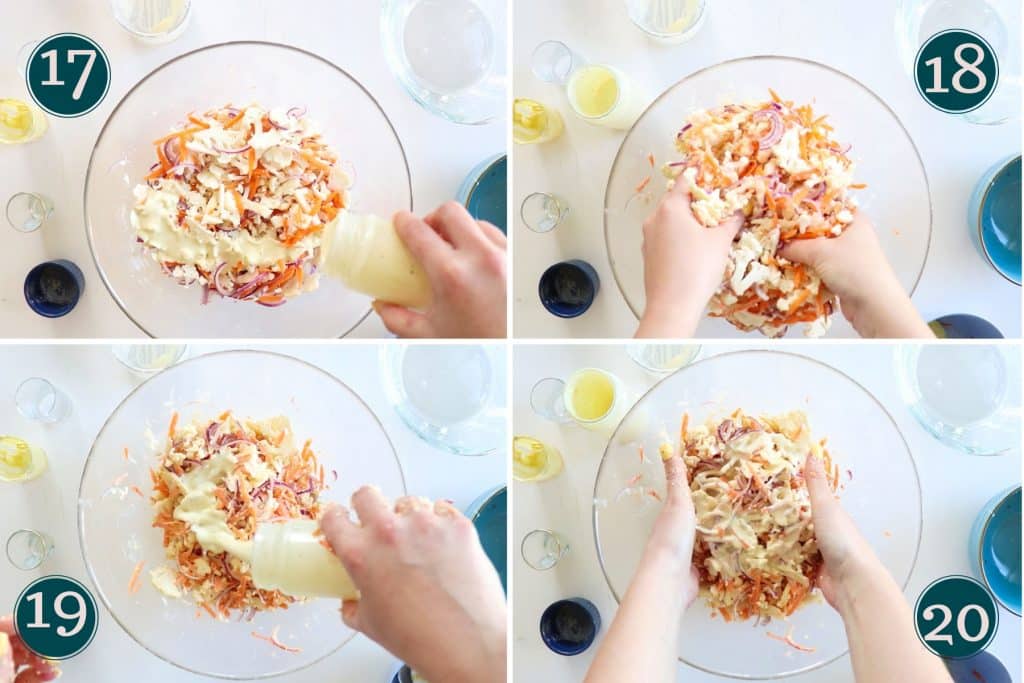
left=667, top=175, right=692, bottom=201
left=804, top=454, right=844, bottom=536
left=372, top=301, right=434, bottom=338
left=715, top=211, right=745, bottom=242
left=394, top=210, right=452, bottom=275
left=662, top=453, right=694, bottom=511
left=351, top=485, right=393, bottom=528
left=394, top=495, right=432, bottom=515
left=340, top=599, right=361, bottom=632
left=423, top=201, right=489, bottom=250
left=477, top=220, right=507, bottom=249
left=320, top=503, right=359, bottom=550
left=433, top=498, right=461, bottom=518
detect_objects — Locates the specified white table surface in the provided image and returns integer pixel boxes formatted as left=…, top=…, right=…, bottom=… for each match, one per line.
left=512, top=0, right=1022, bottom=339
left=512, top=342, right=1022, bottom=682
left=0, top=0, right=505, bottom=339
left=0, top=342, right=506, bottom=682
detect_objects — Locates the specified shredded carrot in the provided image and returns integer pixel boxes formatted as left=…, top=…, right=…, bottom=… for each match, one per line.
left=251, top=626, right=302, bottom=653
left=123, top=447, right=130, bottom=461
left=129, top=485, right=145, bottom=498
left=168, top=412, right=179, bottom=439
left=128, top=561, right=145, bottom=594
left=223, top=108, right=247, bottom=128
left=766, top=626, right=816, bottom=653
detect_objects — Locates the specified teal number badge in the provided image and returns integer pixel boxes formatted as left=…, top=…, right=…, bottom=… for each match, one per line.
left=915, top=29, right=998, bottom=114
left=26, top=33, right=111, bottom=118
left=13, top=576, right=99, bottom=659
left=914, top=575, right=999, bottom=659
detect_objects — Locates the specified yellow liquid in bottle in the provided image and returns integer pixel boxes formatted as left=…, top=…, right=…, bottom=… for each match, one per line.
left=568, top=370, right=615, bottom=420
left=0, top=437, right=48, bottom=482
left=513, top=98, right=564, bottom=144
left=569, top=66, right=620, bottom=118
left=513, top=436, right=564, bottom=482
left=0, top=99, right=47, bottom=144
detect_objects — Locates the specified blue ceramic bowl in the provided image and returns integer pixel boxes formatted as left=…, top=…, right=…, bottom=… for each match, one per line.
left=457, top=154, right=507, bottom=234
left=540, top=598, right=601, bottom=656
left=928, top=314, right=1004, bottom=339
left=24, top=259, right=84, bottom=318
left=969, top=155, right=1021, bottom=285
left=945, top=651, right=1012, bottom=683
left=539, top=260, right=600, bottom=318
left=467, top=485, right=507, bottom=593
left=970, top=486, right=1021, bottom=615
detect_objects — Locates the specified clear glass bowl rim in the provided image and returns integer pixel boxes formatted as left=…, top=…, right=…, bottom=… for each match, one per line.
left=77, top=349, right=407, bottom=679
left=603, top=54, right=933, bottom=323
left=592, top=349, right=924, bottom=679
left=83, top=40, right=413, bottom=338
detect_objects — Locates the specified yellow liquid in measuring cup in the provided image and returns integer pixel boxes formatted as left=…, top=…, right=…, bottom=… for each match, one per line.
left=513, top=436, right=564, bottom=482
left=570, top=66, right=620, bottom=118
left=513, top=98, right=564, bottom=144
left=567, top=369, right=616, bottom=420
left=0, top=99, right=47, bottom=144
left=0, top=437, right=48, bottom=482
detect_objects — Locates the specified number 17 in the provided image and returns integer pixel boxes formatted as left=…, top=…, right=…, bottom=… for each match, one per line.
left=39, top=49, right=97, bottom=101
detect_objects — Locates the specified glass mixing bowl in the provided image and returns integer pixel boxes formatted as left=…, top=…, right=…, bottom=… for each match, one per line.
left=605, top=56, right=932, bottom=338
left=84, top=41, right=411, bottom=338
left=593, top=350, right=922, bottom=679
left=78, top=350, right=407, bottom=679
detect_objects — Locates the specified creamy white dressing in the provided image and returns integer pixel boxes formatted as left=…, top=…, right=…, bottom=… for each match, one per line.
left=171, top=452, right=253, bottom=561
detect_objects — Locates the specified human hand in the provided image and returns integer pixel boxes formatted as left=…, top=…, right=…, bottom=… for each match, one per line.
left=780, top=214, right=932, bottom=338
left=373, top=203, right=507, bottom=339
left=320, top=487, right=506, bottom=683
left=804, top=454, right=884, bottom=612
left=643, top=448, right=700, bottom=604
left=636, top=184, right=743, bottom=338
left=0, top=616, right=60, bottom=683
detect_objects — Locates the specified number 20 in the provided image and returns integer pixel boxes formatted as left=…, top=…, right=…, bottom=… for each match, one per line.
left=922, top=603, right=990, bottom=644
left=39, top=48, right=98, bottom=101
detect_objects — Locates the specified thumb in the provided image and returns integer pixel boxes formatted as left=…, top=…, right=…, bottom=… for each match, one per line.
left=712, top=211, right=744, bottom=247
left=373, top=301, right=434, bottom=338
left=659, top=443, right=693, bottom=512
left=804, top=454, right=836, bottom=515
left=340, top=599, right=362, bottom=632
left=779, top=236, right=827, bottom=268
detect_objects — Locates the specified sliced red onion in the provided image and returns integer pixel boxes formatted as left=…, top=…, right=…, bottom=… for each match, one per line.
left=753, top=109, right=784, bottom=148
left=676, top=123, right=692, bottom=138
left=667, top=160, right=688, bottom=168
left=286, top=106, right=306, bottom=119
left=205, top=422, right=219, bottom=445
left=200, top=284, right=211, bottom=305
left=163, top=138, right=180, bottom=165
left=231, top=272, right=273, bottom=299
left=169, top=163, right=198, bottom=176
left=770, top=101, right=783, bottom=111
left=808, top=183, right=826, bottom=201
left=212, top=262, right=235, bottom=297
left=219, top=438, right=254, bottom=451
left=149, top=162, right=160, bottom=171
left=213, top=143, right=252, bottom=155
left=267, top=111, right=292, bottom=130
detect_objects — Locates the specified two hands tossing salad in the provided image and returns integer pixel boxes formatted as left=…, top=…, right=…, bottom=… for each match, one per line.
left=665, top=90, right=865, bottom=338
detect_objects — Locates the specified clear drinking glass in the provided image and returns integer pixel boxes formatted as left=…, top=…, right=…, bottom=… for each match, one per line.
left=6, top=192, right=53, bottom=233
left=112, top=344, right=189, bottom=374
left=6, top=529, right=54, bottom=570
left=895, top=344, right=1021, bottom=455
left=624, top=0, right=708, bottom=44
left=521, top=192, right=569, bottom=233
left=895, top=0, right=1020, bottom=125
left=15, top=378, right=71, bottom=423
left=110, top=0, right=192, bottom=43
left=521, top=529, right=570, bottom=570
left=531, top=378, right=571, bottom=422
left=531, top=40, right=584, bottom=85
left=626, top=343, right=701, bottom=374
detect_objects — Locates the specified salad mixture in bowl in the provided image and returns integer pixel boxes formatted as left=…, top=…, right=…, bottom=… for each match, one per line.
left=133, top=104, right=351, bottom=307
left=604, top=56, right=931, bottom=339
left=149, top=411, right=328, bottom=618
left=667, top=91, right=864, bottom=337
left=85, top=41, right=411, bottom=338
left=79, top=350, right=406, bottom=678
left=670, top=409, right=837, bottom=623
left=593, top=351, right=921, bottom=678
